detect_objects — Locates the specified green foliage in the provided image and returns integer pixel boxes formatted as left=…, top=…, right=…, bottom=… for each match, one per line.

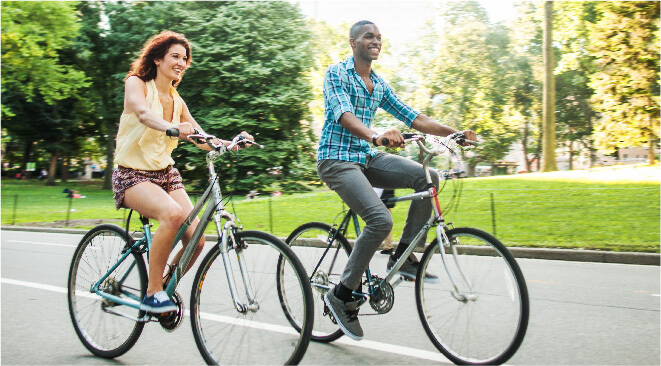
left=408, top=1, right=520, bottom=172
left=160, top=1, right=317, bottom=193
left=1, top=1, right=88, bottom=111
left=588, top=1, right=660, bottom=155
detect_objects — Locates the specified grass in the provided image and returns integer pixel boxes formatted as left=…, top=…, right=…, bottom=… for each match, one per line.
left=2, top=164, right=659, bottom=253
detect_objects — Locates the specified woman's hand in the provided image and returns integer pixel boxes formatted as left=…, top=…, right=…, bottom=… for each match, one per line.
left=171, top=122, right=196, bottom=140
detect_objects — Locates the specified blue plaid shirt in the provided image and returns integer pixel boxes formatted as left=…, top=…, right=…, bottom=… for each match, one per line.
left=318, top=56, right=420, bottom=164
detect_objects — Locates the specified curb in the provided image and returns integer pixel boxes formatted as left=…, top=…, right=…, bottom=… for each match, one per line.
left=2, top=226, right=659, bottom=266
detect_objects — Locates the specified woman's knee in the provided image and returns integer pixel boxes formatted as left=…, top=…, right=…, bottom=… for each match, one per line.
left=159, top=205, right=186, bottom=228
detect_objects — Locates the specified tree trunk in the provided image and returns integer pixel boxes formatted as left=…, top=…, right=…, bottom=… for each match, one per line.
left=61, top=156, right=69, bottom=183
left=649, top=138, right=656, bottom=165
left=21, top=139, right=33, bottom=174
left=521, top=120, right=530, bottom=172
left=568, top=141, right=574, bottom=171
left=46, top=153, right=58, bottom=186
left=103, top=118, right=117, bottom=190
left=541, top=1, right=557, bottom=172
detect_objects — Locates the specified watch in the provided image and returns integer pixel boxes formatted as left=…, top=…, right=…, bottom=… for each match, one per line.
left=371, top=133, right=382, bottom=147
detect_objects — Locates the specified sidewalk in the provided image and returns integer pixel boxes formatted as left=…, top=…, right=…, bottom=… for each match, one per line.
left=3, top=226, right=659, bottom=266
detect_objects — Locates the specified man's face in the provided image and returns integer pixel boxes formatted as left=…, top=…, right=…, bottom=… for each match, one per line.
left=351, top=24, right=382, bottom=61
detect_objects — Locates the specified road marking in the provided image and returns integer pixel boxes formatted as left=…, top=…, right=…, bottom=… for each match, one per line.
left=5, top=240, right=76, bottom=248
left=1, top=277, right=451, bottom=364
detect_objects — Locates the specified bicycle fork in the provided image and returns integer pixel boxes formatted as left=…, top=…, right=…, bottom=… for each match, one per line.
left=216, top=217, right=259, bottom=314
left=436, top=225, right=477, bottom=302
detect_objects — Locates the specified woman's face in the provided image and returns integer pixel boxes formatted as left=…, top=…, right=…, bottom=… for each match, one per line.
left=155, top=44, right=188, bottom=82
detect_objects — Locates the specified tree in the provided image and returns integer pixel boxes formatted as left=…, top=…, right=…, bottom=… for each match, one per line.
left=541, top=1, right=558, bottom=172
left=1, top=1, right=90, bottom=184
left=409, top=1, right=519, bottom=175
left=554, top=1, right=600, bottom=169
left=172, top=1, right=316, bottom=192
left=588, top=1, right=660, bottom=165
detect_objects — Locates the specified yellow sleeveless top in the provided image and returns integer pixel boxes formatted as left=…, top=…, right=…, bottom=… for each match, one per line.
left=114, top=79, right=182, bottom=170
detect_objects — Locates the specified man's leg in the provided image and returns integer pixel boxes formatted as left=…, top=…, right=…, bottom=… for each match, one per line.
left=317, top=159, right=393, bottom=290
left=363, top=153, right=440, bottom=251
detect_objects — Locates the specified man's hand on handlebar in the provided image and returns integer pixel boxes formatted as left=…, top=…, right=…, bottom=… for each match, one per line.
left=459, top=130, right=477, bottom=146
left=377, top=129, right=405, bottom=148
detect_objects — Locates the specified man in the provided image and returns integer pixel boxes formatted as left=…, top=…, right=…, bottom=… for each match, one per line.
left=318, top=20, right=476, bottom=340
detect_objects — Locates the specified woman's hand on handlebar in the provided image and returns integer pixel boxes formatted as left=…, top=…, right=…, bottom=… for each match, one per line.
left=229, top=131, right=255, bottom=151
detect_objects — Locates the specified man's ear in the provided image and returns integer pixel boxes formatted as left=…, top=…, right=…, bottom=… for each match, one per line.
left=349, top=38, right=356, bottom=49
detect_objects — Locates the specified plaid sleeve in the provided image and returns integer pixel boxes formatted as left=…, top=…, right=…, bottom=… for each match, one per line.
left=379, top=82, right=419, bottom=128
left=323, top=64, right=354, bottom=123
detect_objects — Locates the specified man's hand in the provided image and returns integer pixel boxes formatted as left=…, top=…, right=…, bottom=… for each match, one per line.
left=460, top=130, right=477, bottom=146
left=379, top=128, right=404, bottom=148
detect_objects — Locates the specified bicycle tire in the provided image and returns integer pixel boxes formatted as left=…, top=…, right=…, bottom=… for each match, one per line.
left=416, top=227, right=529, bottom=365
left=283, top=222, right=353, bottom=343
left=190, top=230, right=313, bottom=365
left=67, top=224, right=147, bottom=358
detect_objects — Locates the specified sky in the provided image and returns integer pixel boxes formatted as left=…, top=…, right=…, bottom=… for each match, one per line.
left=295, top=0, right=518, bottom=50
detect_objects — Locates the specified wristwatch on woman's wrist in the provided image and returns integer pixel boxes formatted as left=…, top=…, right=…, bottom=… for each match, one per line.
left=371, top=133, right=382, bottom=147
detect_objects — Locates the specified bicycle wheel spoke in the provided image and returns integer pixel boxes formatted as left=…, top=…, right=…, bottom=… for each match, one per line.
left=68, top=225, right=147, bottom=358
left=417, top=228, right=529, bottom=365
left=191, top=231, right=313, bottom=365
left=285, top=222, right=351, bottom=342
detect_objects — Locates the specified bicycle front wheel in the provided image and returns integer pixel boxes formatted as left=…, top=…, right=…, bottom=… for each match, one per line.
left=284, top=222, right=352, bottom=343
left=190, top=230, right=313, bottom=365
left=416, top=227, right=529, bottom=365
left=67, top=224, right=147, bottom=358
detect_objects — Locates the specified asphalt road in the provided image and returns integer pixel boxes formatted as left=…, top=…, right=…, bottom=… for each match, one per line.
left=1, top=229, right=659, bottom=365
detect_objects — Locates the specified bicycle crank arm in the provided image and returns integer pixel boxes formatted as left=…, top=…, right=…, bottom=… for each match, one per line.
left=102, top=307, right=152, bottom=323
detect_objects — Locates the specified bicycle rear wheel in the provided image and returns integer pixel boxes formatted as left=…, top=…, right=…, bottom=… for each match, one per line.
left=190, top=230, right=313, bottom=365
left=67, top=224, right=147, bottom=358
left=284, top=222, right=352, bottom=343
left=416, top=227, right=529, bottom=365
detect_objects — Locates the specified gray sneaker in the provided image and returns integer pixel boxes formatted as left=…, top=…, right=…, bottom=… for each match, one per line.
left=323, top=288, right=363, bottom=340
left=387, top=255, right=439, bottom=283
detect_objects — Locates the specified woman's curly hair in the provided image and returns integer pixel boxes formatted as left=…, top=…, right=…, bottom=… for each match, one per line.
left=126, top=31, right=192, bottom=87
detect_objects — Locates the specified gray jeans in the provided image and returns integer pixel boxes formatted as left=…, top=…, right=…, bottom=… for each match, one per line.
left=317, top=152, right=439, bottom=289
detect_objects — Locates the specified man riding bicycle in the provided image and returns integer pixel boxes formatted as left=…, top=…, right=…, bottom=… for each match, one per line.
left=318, top=20, right=476, bottom=341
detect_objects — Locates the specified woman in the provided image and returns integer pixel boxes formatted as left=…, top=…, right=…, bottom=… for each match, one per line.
left=112, top=31, right=252, bottom=313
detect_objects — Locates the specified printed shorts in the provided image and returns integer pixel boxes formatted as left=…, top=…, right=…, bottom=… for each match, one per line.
left=112, top=166, right=184, bottom=209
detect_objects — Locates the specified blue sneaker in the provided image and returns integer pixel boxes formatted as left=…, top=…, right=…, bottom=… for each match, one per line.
left=140, top=291, right=177, bottom=313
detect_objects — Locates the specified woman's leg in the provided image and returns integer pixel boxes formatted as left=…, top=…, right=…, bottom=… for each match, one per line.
left=167, top=188, right=205, bottom=274
left=123, top=181, right=186, bottom=297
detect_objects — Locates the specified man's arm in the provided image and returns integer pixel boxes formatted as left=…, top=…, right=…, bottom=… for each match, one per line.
left=339, top=112, right=402, bottom=147
left=412, top=114, right=477, bottom=142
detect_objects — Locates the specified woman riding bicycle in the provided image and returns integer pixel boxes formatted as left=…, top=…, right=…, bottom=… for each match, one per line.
left=112, top=31, right=253, bottom=313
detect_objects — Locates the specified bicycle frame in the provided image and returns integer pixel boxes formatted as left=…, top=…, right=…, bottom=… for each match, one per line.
left=93, top=138, right=260, bottom=321
left=314, top=135, right=477, bottom=300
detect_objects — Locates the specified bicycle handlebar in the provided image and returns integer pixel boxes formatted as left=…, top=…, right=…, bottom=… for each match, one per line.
left=165, top=128, right=263, bottom=151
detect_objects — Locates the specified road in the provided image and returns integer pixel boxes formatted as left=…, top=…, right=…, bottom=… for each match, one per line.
left=1, top=229, right=659, bottom=365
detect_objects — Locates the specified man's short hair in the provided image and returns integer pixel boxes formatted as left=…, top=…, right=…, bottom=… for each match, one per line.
left=350, top=20, right=375, bottom=39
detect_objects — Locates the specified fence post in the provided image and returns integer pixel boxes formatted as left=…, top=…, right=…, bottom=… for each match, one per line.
left=268, top=196, right=273, bottom=233
left=66, top=195, right=73, bottom=227
left=490, top=193, right=497, bottom=236
left=12, top=194, right=18, bottom=225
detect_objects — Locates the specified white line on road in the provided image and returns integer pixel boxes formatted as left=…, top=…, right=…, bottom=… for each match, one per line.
left=5, top=240, right=76, bottom=248
left=1, top=277, right=450, bottom=364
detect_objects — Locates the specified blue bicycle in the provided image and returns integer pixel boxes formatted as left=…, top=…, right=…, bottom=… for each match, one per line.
left=67, top=131, right=314, bottom=365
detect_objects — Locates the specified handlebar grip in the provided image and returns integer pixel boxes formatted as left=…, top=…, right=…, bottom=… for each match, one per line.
left=165, top=128, right=179, bottom=137
left=381, top=138, right=389, bottom=147
left=402, top=133, right=418, bottom=139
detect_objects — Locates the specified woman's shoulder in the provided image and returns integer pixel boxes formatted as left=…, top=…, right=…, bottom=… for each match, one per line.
left=125, top=75, right=150, bottom=91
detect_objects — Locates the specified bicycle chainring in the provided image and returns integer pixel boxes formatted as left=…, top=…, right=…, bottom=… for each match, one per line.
left=369, top=278, right=394, bottom=314
left=158, top=291, right=184, bottom=332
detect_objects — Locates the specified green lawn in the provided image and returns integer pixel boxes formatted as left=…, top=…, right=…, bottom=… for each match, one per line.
left=2, top=165, right=659, bottom=253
